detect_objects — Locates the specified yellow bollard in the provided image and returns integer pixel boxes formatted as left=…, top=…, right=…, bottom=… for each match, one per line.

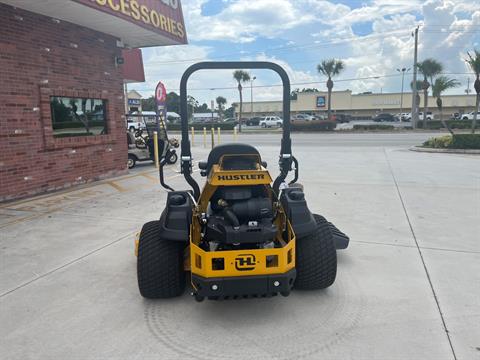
left=153, top=131, right=159, bottom=168
left=233, top=127, right=237, bottom=141
left=217, top=128, right=221, bottom=145
left=191, top=127, right=195, bottom=146
left=210, top=128, right=215, bottom=148
left=203, top=127, right=207, bottom=148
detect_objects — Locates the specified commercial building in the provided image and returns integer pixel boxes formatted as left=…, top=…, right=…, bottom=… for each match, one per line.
left=126, top=90, right=144, bottom=114
left=235, top=90, right=477, bottom=119
left=0, top=0, right=187, bottom=201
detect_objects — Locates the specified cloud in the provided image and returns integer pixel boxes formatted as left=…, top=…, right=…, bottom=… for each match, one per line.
left=135, top=0, right=480, bottom=104
left=183, top=0, right=316, bottom=43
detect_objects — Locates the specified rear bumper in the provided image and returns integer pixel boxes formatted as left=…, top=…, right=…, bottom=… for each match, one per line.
left=191, top=269, right=296, bottom=299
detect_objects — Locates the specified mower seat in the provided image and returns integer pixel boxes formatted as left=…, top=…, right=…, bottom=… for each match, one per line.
left=199, top=143, right=260, bottom=175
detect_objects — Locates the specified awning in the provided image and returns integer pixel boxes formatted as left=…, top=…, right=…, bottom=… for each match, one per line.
left=0, top=0, right=187, bottom=47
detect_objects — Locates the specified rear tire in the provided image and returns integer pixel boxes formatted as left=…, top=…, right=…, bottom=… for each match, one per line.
left=137, top=221, right=186, bottom=299
left=166, top=152, right=178, bottom=165
left=295, top=214, right=337, bottom=290
left=128, top=154, right=136, bottom=169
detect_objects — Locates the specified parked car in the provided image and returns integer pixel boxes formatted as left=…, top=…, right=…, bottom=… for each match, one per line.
left=292, top=113, right=315, bottom=121
left=246, top=117, right=262, bottom=126
left=259, top=116, right=283, bottom=128
left=461, top=111, right=480, bottom=120
left=373, top=113, right=396, bottom=122
left=419, top=112, right=433, bottom=121
left=332, top=114, right=352, bottom=123
left=223, top=117, right=238, bottom=125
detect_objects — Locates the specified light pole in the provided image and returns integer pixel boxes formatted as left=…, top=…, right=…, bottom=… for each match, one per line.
left=250, top=76, right=256, bottom=118
left=397, top=67, right=410, bottom=121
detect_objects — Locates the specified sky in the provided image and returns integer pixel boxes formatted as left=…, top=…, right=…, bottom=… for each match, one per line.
left=133, top=0, right=480, bottom=107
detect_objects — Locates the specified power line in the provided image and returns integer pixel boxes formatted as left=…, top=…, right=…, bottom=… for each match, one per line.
left=145, top=29, right=413, bottom=66
left=138, top=71, right=476, bottom=94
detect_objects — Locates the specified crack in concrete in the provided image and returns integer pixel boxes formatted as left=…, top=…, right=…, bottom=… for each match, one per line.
left=351, top=239, right=480, bottom=255
left=383, top=148, right=458, bottom=360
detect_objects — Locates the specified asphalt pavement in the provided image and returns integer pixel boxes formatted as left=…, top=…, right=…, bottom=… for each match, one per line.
left=1, top=132, right=479, bottom=360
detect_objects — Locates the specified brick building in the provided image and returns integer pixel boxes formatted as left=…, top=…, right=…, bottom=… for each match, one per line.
left=0, top=1, right=187, bottom=202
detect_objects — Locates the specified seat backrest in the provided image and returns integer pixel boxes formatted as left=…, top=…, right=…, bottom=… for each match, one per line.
left=205, top=143, right=260, bottom=173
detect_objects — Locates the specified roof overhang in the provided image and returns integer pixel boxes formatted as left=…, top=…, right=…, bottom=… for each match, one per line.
left=0, top=0, right=187, bottom=48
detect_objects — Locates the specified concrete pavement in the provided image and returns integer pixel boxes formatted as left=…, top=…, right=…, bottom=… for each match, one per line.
left=0, top=132, right=479, bottom=360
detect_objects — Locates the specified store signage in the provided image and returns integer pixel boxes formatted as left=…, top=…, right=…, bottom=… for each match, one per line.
left=316, top=96, right=326, bottom=108
left=128, top=99, right=141, bottom=105
left=73, top=0, right=187, bottom=44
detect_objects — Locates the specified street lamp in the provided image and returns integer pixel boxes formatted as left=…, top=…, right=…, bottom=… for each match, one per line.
left=250, top=76, right=256, bottom=118
left=397, top=67, right=410, bottom=121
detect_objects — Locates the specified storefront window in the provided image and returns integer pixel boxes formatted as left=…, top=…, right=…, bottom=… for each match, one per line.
left=50, top=97, right=107, bottom=137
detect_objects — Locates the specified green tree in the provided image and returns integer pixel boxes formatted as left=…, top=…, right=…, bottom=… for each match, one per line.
left=165, top=92, right=180, bottom=114
left=417, top=59, right=443, bottom=128
left=233, top=70, right=251, bottom=132
left=216, top=96, right=227, bottom=120
left=466, top=49, right=480, bottom=133
left=432, top=76, right=460, bottom=134
left=224, top=106, right=235, bottom=119
left=141, top=96, right=156, bottom=112
left=317, top=59, right=345, bottom=121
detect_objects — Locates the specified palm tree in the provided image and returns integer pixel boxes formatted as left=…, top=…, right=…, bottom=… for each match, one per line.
left=417, top=59, right=443, bottom=128
left=317, top=59, right=345, bottom=121
left=432, top=76, right=460, bottom=135
left=233, top=70, right=250, bottom=132
left=466, top=49, right=480, bottom=133
left=216, top=96, right=227, bottom=120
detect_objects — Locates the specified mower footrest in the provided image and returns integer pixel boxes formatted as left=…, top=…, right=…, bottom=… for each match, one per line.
left=192, top=269, right=296, bottom=300
left=329, top=222, right=350, bottom=249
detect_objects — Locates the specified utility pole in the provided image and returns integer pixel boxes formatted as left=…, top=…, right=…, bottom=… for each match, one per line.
left=411, top=26, right=419, bottom=128
left=250, top=76, right=256, bottom=118
left=465, top=78, right=471, bottom=94
left=397, top=67, right=410, bottom=120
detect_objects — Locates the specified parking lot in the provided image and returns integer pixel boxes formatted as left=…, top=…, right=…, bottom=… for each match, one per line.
left=1, top=132, right=479, bottom=360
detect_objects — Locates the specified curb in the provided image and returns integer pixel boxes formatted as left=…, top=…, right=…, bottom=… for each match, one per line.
left=410, top=146, right=480, bottom=154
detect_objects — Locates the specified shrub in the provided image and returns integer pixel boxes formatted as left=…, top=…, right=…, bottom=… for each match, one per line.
left=423, top=120, right=478, bottom=130
left=291, top=121, right=336, bottom=131
left=353, top=124, right=394, bottom=131
left=422, top=135, right=452, bottom=148
left=450, top=134, right=480, bottom=149
left=422, top=134, right=480, bottom=149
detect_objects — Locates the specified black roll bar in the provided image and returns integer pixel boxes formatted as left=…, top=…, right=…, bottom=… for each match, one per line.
left=180, top=61, right=293, bottom=199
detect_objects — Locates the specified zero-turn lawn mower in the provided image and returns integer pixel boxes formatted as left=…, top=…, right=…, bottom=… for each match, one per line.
left=136, top=62, right=349, bottom=301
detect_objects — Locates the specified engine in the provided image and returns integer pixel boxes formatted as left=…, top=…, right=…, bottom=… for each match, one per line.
left=202, top=186, right=278, bottom=251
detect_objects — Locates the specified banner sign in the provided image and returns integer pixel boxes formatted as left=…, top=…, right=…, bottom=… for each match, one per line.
left=73, top=0, right=187, bottom=44
left=155, top=81, right=167, bottom=133
left=316, top=96, right=326, bottom=108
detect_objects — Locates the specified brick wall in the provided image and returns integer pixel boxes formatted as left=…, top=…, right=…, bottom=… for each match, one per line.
left=0, top=4, right=128, bottom=202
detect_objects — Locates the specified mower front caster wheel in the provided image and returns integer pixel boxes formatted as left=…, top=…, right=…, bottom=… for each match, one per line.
left=137, top=221, right=186, bottom=299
